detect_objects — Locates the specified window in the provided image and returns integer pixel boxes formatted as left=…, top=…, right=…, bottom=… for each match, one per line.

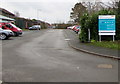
left=6, top=24, right=13, bottom=28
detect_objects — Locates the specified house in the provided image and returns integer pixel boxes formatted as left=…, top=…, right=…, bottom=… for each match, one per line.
left=0, top=8, right=15, bottom=18
left=0, top=8, right=49, bottom=29
left=0, top=8, right=15, bottom=22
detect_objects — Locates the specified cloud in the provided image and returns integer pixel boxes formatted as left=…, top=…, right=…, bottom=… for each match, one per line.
left=1, top=1, right=78, bottom=23
left=2, top=0, right=78, bottom=2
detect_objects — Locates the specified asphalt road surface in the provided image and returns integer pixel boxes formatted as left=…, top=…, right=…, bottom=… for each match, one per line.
left=1, top=29, right=118, bottom=82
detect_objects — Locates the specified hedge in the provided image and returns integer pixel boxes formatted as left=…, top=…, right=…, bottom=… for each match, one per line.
left=79, top=9, right=120, bottom=42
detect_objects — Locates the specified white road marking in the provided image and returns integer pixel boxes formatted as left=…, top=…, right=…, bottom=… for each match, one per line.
left=97, top=64, right=113, bottom=69
left=65, top=39, right=70, bottom=41
left=0, top=80, right=2, bottom=84
left=77, top=67, right=80, bottom=69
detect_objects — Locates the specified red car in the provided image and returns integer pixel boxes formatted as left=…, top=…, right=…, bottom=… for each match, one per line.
left=74, top=25, right=81, bottom=33
left=72, top=25, right=80, bottom=33
left=0, top=22, right=22, bottom=36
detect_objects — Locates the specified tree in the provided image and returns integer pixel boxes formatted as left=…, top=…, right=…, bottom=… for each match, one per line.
left=116, top=1, right=120, bottom=14
left=70, top=2, right=87, bottom=23
left=116, top=1, right=120, bottom=40
left=79, top=9, right=116, bottom=42
left=70, top=0, right=104, bottom=23
left=32, top=19, right=37, bottom=21
left=82, top=0, right=104, bottom=14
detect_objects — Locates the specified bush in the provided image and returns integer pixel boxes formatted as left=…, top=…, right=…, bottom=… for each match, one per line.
left=79, top=9, right=119, bottom=42
left=116, top=15, right=120, bottom=40
left=79, top=13, right=89, bottom=42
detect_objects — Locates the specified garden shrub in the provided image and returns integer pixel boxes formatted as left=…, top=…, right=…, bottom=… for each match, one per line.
left=79, top=9, right=120, bottom=42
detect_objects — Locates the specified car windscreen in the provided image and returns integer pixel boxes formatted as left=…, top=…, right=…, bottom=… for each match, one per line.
left=10, top=23, right=17, bottom=28
left=76, top=26, right=80, bottom=29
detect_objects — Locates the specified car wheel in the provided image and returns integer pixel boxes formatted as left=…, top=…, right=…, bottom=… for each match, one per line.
left=0, top=34, right=7, bottom=40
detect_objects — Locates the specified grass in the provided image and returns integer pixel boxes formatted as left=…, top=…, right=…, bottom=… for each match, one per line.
left=22, top=28, right=29, bottom=31
left=88, top=41, right=120, bottom=50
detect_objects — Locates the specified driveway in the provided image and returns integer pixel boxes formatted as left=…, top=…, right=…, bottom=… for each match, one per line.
left=2, top=29, right=118, bottom=82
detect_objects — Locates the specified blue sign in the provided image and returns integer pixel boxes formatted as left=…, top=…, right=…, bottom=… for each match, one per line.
left=99, top=15, right=115, bottom=32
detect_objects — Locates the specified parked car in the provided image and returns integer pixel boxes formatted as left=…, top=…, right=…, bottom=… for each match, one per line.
left=67, top=26, right=75, bottom=30
left=0, top=28, right=14, bottom=40
left=67, top=26, right=72, bottom=29
left=29, top=25, right=41, bottom=30
left=74, top=26, right=81, bottom=33
left=67, top=25, right=81, bottom=34
left=0, top=22, right=22, bottom=36
left=72, top=25, right=78, bottom=31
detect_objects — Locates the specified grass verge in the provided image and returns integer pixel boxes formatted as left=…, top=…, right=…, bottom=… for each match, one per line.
left=22, top=28, right=29, bottom=31
left=88, top=41, right=120, bottom=50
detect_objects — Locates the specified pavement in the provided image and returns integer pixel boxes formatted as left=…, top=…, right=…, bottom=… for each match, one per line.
left=63, top=29, right=120, bottom=60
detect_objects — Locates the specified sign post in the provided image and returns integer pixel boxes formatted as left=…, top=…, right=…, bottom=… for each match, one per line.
left=88, top=28, right=90, bottom=42
left=113, top=35, right=115, bottom=42
left=98, top=15, right=116, bottom=42
left=99, top=35, right=101, bottom=42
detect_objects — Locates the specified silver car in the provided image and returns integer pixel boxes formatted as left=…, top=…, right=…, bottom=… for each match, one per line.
left=29, top=25, right=41, bottom=30
left=0, top=28, right=14, bottom=40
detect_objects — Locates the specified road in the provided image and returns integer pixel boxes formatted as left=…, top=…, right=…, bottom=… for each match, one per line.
left=2, top=29, right=118, bottom=82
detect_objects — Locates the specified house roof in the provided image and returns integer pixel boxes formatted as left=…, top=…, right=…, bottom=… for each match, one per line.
left=0, top=8, right=15, bottom=17
left=0, top=15, right=15, bottom=22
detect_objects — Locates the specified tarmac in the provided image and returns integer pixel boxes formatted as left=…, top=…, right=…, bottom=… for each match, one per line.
left=63, top=29, right=120, bottom=60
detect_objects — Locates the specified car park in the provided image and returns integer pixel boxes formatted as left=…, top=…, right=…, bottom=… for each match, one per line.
left=0, top=28, right=14, bottom=40
left=29, top=25, right=41, bottom=30
left=0, top=22, right=23, bottom=36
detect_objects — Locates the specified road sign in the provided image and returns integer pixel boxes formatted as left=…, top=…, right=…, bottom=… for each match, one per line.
left=98, top=15, right=116, bottom=41
left=99, top=15, right=116, bottom=34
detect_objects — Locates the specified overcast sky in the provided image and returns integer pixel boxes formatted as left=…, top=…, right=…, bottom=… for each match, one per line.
left=1, top=0, right=110, bottom=24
